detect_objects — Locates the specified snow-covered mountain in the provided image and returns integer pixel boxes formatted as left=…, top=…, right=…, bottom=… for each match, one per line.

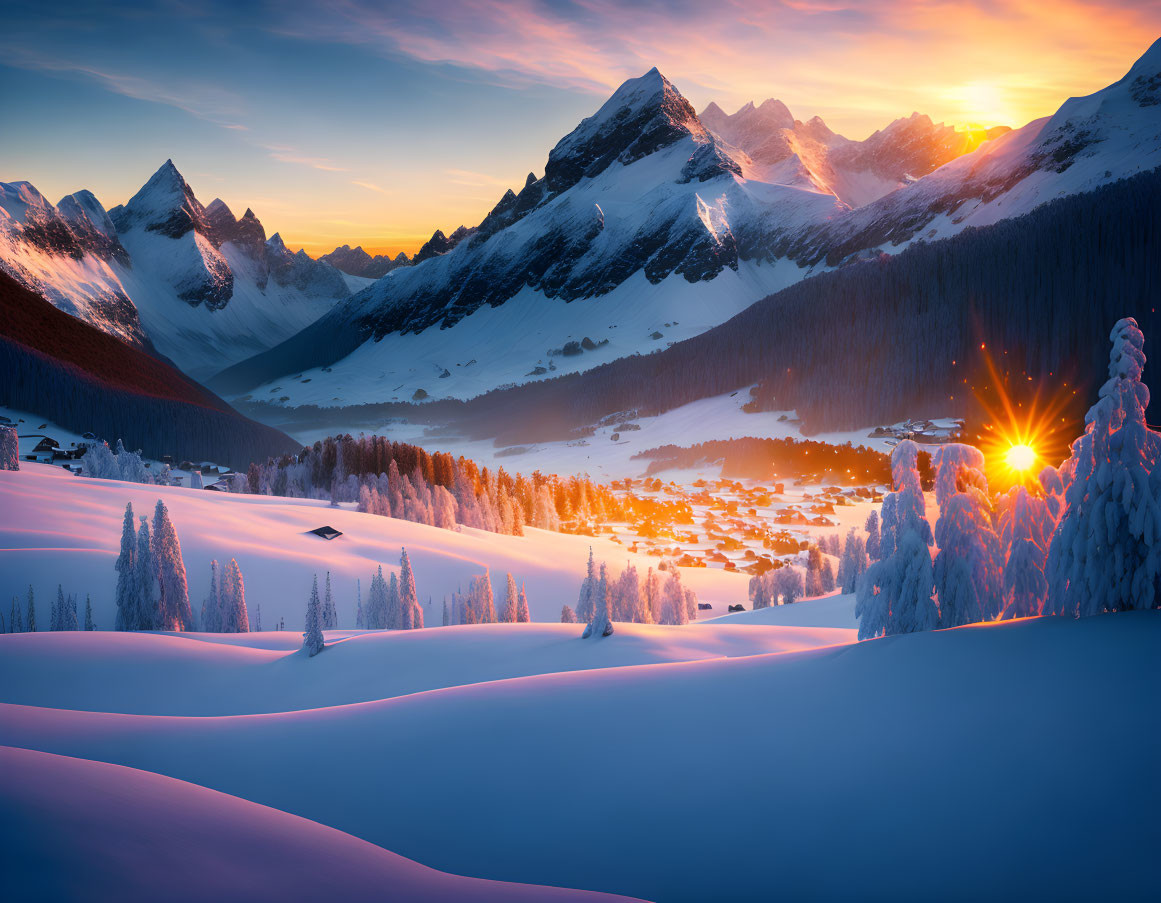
left=800, top=37, right=1161, bottom=264
left=701, top=100, right=1007, bottom=208
left=0, top=161, right=354, bottom=379
left=213, top=68, right=846, bottom=400
left=319, top=244, right=411, bottom=279
left=214, top=45, right=1160, bottom=410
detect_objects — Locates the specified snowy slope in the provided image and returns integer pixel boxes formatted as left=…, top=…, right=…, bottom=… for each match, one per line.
left=0, top=622, right=853, bottom=715
left=2, top=613, right=1156, bottom=901
left=0, top=462, right=754, bottom=631
left=0, top=181, right=144, bottom=347
left=0, top=162, right=353, bottom=380
left=1, top=746, right=639, bottom=903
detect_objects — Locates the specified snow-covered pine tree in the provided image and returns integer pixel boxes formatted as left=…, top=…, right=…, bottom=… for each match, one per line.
left=1047, top=318, right=1161, bottom=616
left=865, top=510, right=881, bottom=562
left=501, top=573, right=519, bottom=622
left=113, top=503, right=136, bottom=631
left=84, top=594, right=94, bottom=630
left=576, top=548, right=596, bottom=623
left=1000, top=486, right=1050, bottom=618
left=152, top=500, right=191, bottom=631
left=517, top=583, right=530, bottom=622
left=616, top=563, right=646, bottom=623
left=365, top=567, right=386, bottom=629
left=856, top=440, right=937, bottom=639
left=220, top=558, right=249, bottom=633
left=356, top=578, right=364, bottom=629
left=442, top=597, right=449, bottom=626
left=51, top=585, right=64, bottom=631
left=0, top=425, right=18, bottom=470
left=254, top=603, right=262, bottom=632
left=9, top=596, right=20, bottom=632
left=303, top=575, right=325, bottom=657
left=132, top=517, right=157, bottom=630
left=933, top=451, right=1003, bottom=628
left=201, top=560, right=221, bottom=632
left=471, top=570, right=496, bottom=623
left=25, top=586, right=36, bottom=632
left=645, top=567, right=664, bottom=622
left=65, top=592, right=78, bottom=630
left=399, top=549, right=419, bottom=629
left=805, top=547, right=824, bottom=597
left=772, top=567, right=803, bottom=605
left=561, top=604, right=577, bottom=623
left=837, top=529, right=868, bottom=594
left=322, top=572, right=338, bottom=630
left=582, top=563, right=614, bottom=638
left=658, top=567, right=689, bottom=625
left=387, top=573, right=402, bottom=629
left=821, top=559, right=835, bottom=593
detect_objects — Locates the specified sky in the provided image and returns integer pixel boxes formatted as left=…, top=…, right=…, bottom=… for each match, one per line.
left=1, top=1, right=1159, bottom=257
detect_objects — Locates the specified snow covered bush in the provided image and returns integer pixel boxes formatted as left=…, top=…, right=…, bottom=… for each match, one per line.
left=1046, top=317, right=1161, bottom=616
left=0, top=425, right=18, bottom=470
left=81, top=439, right=154, bottom=483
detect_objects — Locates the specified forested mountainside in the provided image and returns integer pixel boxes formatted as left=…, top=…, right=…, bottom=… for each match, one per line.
left=0, top=272, right=298, bottom=467
left=239, top=166, right=1161, bottom=445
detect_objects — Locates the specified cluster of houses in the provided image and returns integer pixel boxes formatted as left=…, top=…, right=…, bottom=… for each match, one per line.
left=1, top=415, right=235, bottom=487
left=868, top=418, right=965, bottom=445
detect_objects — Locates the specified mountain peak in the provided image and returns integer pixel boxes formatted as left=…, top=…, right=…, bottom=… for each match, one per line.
left=544, top=67, right=706, bottom=193
left=112, top=159, right=205, bottom=238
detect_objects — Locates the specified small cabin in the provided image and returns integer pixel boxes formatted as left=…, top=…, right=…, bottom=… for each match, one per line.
left=307, top=525, right=343, bottom=541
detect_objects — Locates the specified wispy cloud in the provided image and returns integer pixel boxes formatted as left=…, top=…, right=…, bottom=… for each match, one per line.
left=350, top=179, right=392, bottom=194
left=261, top=144, right=348, bottom=172
left=0, top=42, right=249, bottom=130
left=270, top=0, right=1161, bottom=134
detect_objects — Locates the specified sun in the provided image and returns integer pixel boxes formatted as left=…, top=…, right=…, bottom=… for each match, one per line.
left=1005, top=443, right=1037, bottom=473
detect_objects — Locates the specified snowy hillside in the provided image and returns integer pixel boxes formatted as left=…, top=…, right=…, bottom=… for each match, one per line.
left=2, top=612, right=1156, bottom=901
left=0, top=462, right=761, bottom=631
left=2, top=747, right=639, bottom=902
left=0, top=161, right=354, bottom=380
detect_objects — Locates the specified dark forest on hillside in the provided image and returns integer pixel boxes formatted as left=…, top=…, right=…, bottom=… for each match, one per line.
left=0, top=272, right=297, bottom=467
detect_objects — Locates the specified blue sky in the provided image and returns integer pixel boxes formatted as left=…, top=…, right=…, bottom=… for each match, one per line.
left=2, top=0, right=1158, bottom=255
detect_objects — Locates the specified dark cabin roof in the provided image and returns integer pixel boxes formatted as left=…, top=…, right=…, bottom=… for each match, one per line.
left=308, top=525, right=343, bottom=541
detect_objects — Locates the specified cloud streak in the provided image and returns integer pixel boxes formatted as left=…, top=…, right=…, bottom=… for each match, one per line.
left=272, top=0, right=1161, bottom=134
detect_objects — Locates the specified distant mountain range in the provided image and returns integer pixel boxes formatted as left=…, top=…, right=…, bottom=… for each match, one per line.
left=212, top=39, right=1161, bottom=413
left=0, top=162, right=355, bottom=379
left=3, top=38, right=1160, bottom=451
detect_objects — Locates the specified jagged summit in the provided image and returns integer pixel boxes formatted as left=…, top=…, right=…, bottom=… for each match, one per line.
left=111, top=159, right=207, bottom=239
left=544, top=67, right=711, bottom=194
